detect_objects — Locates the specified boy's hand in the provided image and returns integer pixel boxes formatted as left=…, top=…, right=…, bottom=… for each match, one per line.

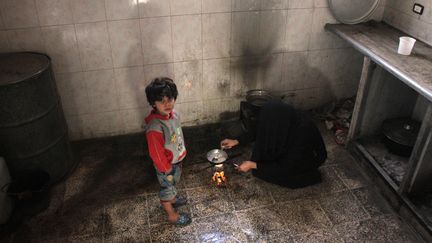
left=236, top=161, right=257, bottom=173
left=220, top=139, right=239, bottom=149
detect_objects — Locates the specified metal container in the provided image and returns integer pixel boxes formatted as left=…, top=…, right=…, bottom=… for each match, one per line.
left=328, top=0, right=380, bottom=24
left=241, top=89, right=276, bottom=138
left=0, top=52, right=75, bottom=183
left=245, top=89, right=274, bottom=107
left=206, top=149, right=228, bottom=165
left=382, top=117, right=420, bottom=157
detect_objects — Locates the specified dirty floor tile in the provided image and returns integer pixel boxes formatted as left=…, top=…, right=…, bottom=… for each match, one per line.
left=104, top=196, right=148, bottom=234
left=276, top=199, right=332, bottom=235
left=352, top=187, right=395, bottom=217
left=187, top=186, right=234, bottom=218
left=194, top=213, right=248, bottom=243
left=333, top=215, right=422, bottom=243
left=236, top=206, right=287, bottom=241
left=150, top=221, right=197, bottom=242
left=318, top=191, right=370, bottom=225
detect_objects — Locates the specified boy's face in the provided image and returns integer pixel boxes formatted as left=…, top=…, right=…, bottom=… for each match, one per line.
left=154, top=96, right=175, bottom=116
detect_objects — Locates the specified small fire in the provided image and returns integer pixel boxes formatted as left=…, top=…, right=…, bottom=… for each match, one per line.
left=212, top=171, right=227, bottom=186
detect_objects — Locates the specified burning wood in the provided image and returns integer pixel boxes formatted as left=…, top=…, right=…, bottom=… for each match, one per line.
left=212, top=171, right=227, bottom=186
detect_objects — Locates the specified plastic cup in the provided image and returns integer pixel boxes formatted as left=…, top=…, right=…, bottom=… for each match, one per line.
left=398, top=36, right=416, bottom=55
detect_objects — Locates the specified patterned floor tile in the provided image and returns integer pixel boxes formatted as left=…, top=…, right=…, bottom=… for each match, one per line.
left=334, top=163, right=369, bottom=189
left=334, top=215, right=422, bottom=243
left=194, top=213, right=247, bottom=243
left=228, top=175, right=274, bottom=211
left=318, top=191, right=370, bottom=225
left=57, top=203, right=106, bottom=238
left=150, top=221, right=197, bottom=242
left=104, top=196, right=148, bottom=234
left=104, top=229, right=150, bottom=243
left=187, top=186, right=234, bottom=218
left=352, top=187, right=395, bottom=217
left=276, top=199, right=332, bottom=235
left=236, top=206, right=287, bottom=241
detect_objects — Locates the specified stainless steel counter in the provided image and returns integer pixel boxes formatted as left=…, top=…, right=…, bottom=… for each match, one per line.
left=326, top=21, right=432, bottom=240
left=325, top=22, right=432, bottom=102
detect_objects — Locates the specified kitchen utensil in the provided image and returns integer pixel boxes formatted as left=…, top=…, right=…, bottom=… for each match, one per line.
left=206, top=149, right=228, bottom=165
left=245, top=89, right=274, bottom=107
left=382, top=117, right=420, bottom=157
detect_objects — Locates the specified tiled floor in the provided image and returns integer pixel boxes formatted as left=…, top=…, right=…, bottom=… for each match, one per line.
left=1, top=122, right=424, bottom=242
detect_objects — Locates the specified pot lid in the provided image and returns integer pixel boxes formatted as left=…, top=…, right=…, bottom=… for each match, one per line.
left=328, top=0, right=380, bottom=24
left=382, top=118, right=420, bottom=147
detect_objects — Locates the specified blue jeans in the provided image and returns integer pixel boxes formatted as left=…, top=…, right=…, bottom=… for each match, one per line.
left=155, top=163, right=182, bottom=201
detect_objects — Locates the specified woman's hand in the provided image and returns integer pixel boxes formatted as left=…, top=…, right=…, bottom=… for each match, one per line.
left=220, top=139, right=239, bottom=149
left=236, top=161, right=257, bottom=173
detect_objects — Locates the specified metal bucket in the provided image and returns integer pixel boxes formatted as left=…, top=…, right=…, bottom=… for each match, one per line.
left=0, top=52, right=75, bottom=183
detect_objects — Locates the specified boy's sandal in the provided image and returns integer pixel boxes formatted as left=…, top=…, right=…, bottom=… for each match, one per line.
left=174, top=213, right=192, bottom=226
left=172, top=195, right=187, bottom=208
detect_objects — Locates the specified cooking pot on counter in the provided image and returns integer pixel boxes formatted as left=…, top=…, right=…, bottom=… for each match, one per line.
left=382, top=117, right=420, bottom=157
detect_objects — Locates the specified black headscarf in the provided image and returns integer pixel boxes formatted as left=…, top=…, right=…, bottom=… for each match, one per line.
left=251, top=100, right=297, bottom=162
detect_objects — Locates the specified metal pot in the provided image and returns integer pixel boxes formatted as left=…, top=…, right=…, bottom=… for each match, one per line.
left=241, top=89, right=275, bottom=139
left=246, top=89, right=274, bottom=107
left=206, top=149, right=228, bottom=165
left=382, top=117, right=420, bottom=157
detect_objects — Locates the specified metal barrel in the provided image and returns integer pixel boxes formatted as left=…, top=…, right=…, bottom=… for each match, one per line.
left=0, top=52, right=75, bottom=183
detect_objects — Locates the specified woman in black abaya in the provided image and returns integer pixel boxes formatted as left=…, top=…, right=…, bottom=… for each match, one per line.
left=221, top=100, right=327, bottom=188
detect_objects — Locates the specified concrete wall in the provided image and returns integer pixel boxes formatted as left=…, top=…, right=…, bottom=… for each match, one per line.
left=384, top=0, right=432, bottom=45
left=0, top=0, right=373, bottom=140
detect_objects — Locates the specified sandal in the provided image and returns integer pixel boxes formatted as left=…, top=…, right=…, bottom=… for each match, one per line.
left=174, top=213, right=192, bottom=226
left=172, top=195, right=187, bottom=208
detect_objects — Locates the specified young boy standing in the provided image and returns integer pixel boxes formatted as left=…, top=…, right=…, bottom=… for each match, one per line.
left=144, top=77, right=191, bottom=226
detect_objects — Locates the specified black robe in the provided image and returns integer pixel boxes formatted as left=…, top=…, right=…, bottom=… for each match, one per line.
left=239, top=100, right=327, bottom=188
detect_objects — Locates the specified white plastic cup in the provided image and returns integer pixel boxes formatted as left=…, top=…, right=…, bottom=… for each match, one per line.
left=398, top=36, right=416, bottom=55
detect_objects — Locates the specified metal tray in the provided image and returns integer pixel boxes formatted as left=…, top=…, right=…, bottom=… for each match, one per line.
left=328, top=0, right=380, bottom=24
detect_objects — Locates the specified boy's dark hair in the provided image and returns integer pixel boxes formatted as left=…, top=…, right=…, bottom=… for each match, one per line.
left=145, top=77, right=178, bottom=106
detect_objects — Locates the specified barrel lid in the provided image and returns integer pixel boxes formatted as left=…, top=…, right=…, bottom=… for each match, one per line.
left=0, top=52, right=50, bottom=86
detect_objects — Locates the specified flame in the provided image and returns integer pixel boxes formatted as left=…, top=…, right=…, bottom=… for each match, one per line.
left=212, top=171, right=227, bottom=186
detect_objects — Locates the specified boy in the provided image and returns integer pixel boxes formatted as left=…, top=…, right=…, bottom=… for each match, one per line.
left=144, top=77, right=191, bottom=226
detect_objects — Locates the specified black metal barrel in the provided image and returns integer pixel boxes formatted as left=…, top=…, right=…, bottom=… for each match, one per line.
left=0, top=52, right=75, bottom=183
